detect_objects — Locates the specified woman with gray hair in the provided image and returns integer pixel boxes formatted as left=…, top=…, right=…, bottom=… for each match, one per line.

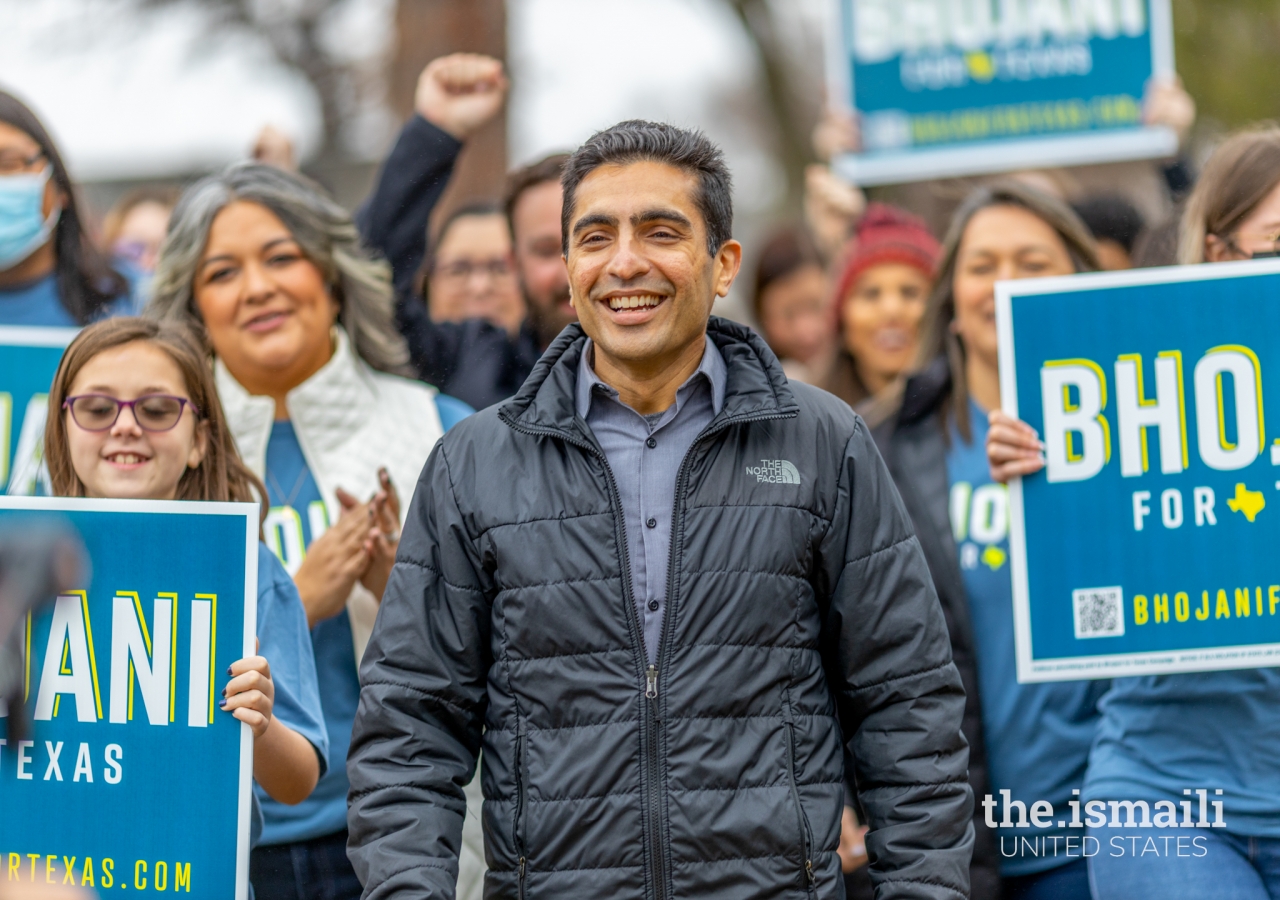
left=150, top=161, right=479, bottom=899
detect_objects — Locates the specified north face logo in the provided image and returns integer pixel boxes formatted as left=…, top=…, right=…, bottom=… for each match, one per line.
left=745, top=459, right=801, bottom=485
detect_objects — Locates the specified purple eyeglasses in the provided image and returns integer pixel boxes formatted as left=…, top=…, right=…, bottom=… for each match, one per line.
left=63, top=394, right=200, bottom=433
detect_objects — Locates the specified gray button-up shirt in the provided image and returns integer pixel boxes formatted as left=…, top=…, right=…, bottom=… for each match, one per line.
left=576, top=335, right=726, bottom=665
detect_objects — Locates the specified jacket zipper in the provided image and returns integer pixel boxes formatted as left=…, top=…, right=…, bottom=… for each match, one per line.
left=501, top=406, right=796, bottom=900
left=514, top=717, right=529, bottom=899
left=498, top=419, right=664, bottom=897
left=783, top=708, right=817, bottom=894
left=650, top=409, right=796, bottom=897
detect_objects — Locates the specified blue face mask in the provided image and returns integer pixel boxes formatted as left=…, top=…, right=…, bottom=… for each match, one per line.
left=0, top=165, right=61, bottom=271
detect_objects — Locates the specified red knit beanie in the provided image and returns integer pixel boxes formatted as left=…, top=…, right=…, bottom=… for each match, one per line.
left=834, top=203, right=941, bottom=307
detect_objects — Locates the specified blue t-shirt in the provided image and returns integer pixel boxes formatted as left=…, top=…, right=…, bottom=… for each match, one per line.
left=0, top=275, right=77, bottom=327
left=0, top=274, right=143, bottom=327
left=250, top=544, right=329, bottom=847
left=258, top=403, right=469, bottom=845
left=1085, top=670, right=1280, bottom=837
left=946, top=401, right=1108, bottom=875
left=435, top=393, right=474, bottom=431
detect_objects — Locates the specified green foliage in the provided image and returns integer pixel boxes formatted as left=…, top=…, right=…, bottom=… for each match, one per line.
left=1174, top=0, right=1280, bottom=129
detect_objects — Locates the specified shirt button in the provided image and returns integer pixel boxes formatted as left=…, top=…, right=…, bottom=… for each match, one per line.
left=646, top=437, right=657, bottom=449
left=646, top=517, right=657, bottom=528
left=648, top=599, right=660, bottom=612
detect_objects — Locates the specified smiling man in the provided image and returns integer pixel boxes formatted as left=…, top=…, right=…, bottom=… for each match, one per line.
left=347, top=121, right=974, bottom=899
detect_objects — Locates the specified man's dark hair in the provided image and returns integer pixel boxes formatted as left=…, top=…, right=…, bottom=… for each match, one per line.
left=561, top=120, right=732, bottom=257
left=504, top=153, right=570, bottom=234
left=1072, top=194, right=1145, bottom=254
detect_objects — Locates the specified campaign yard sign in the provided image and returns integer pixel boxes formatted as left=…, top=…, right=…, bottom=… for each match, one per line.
left=997, top=259, right=1280, bottom=682
left=0, top=326, right=78, bottom=496
left=0, top=498, right=257, bottom=898
left=828, top=0, right=1178, bottom=185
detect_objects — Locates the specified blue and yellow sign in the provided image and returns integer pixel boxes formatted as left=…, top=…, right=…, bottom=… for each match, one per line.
left=998, top=260, right=1280, bottom=681
left=0, top=497, right=257, bottom=898
left=830, top=0, right=1178, bottom=184
left=0, top=326, right=77, bottom=495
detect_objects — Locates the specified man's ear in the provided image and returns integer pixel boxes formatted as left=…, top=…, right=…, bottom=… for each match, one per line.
left=713, top=239, right=743, bottom=299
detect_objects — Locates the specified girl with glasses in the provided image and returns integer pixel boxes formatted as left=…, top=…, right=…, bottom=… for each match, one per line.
left=43, top=316, right=329, bottom=857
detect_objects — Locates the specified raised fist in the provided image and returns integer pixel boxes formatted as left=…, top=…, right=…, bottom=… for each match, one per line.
left=416, top=53, right=509, bottom=141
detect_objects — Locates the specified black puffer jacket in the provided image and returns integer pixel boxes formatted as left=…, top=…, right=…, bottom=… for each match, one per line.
left=347, top=319, right=974, bottom=899
left=872, top=360, right=1002, bottom=900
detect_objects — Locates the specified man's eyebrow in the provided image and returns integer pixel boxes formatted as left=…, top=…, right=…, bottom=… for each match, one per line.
left=571, top=213, right=618, bottom=237
left=633, top=208, right=693, bottom=230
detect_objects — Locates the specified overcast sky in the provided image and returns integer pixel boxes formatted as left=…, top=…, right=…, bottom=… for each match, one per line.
left=0, top=0, right=816, bottom=213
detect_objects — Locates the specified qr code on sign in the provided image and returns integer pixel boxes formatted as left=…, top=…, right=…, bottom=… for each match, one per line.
left=1073, top=587, right=1125, bottom=639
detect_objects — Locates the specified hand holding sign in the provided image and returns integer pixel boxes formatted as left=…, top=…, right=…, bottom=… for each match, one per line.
left=221, top=645, right=274, bottom=736
left=987, top=409, right=1045, bottom=483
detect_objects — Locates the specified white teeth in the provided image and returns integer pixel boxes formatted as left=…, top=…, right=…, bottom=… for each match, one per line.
left=108, top=454, right=145, bottom=464
left=608, top=295, right=662, bottom=311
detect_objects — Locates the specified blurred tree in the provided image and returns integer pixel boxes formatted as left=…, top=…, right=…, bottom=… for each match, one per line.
left=1173, top=0, right=1280, bottom=133
left=720, top=0, right=826, bottom=211
left=136, top=0, right=362, bottom=164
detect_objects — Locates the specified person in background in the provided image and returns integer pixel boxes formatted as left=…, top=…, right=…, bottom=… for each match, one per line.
left=875, top=182, right=1106, bottom=900
left=1073, top=195, right=1144, bottom=270
left=0, top=90, right=137, bottom=326
left=821, top=203, right=939, bottom=426
left=100, top=186, right=177, bottom=287
left=423, top=202, right=524, bottom=335
left=750, top=225, right=833, bottom=382
left=989, top=126, right=1280, bottom=900
left=43, top=317, right=328, bottom=864
left=149, top=163, right=483, bottom=900
left=504, top=152, right=576, bottom=350
left=357, top=54, right=536, bottom=411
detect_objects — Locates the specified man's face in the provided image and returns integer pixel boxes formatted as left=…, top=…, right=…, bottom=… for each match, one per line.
left=566, top=160, right=740, bottom=370
left=511, top=180, right=574, bottom=344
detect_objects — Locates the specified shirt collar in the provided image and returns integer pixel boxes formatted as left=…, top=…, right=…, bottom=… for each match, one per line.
left=575, top=333, right=726, bottom=421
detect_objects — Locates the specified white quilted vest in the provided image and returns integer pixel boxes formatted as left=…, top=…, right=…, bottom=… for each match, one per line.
left=216, top=326, right=444, bottom=665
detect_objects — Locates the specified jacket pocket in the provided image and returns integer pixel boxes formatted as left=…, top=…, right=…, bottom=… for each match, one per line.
left=513, top=718, right=529, bottom=899
left=783, top=713, right=817, bottom=896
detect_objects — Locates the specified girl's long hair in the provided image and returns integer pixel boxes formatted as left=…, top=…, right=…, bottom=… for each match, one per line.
left=915, top=180, right=1099, bottom=442
left=45, top=317, right=266, bottom=516
left=0, top=90, right=129, bottom=324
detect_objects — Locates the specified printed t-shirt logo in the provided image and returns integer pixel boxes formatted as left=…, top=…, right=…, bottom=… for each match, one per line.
left=746, top=459, right=801, bottom=484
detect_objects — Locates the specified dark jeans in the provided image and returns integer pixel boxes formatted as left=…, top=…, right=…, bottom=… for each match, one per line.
left=251, top=829, right=362, bottom=900
left=1004, top=857, right=1090, bottom=900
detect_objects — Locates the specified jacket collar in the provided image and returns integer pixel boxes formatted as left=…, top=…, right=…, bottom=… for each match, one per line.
left=897, top=356, right=952, bottom=430
left=499, top=316, right=798, bottom=438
